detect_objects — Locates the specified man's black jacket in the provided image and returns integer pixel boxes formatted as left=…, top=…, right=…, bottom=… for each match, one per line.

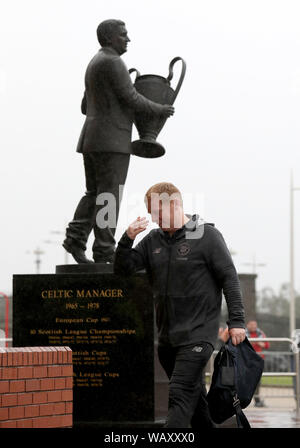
left=114, top=214, right=245, bottom=348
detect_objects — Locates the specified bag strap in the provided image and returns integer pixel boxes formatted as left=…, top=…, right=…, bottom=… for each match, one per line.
left=232, top=392, right=251, bottom=429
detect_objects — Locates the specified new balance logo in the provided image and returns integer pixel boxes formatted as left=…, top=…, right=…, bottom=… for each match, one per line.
left=192, top=346, right=203, bottom=352
left=153, top=248, right=162, bottom=254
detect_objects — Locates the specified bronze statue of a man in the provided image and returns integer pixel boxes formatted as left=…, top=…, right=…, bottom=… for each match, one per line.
left=63, top=19, right=174, bottom=264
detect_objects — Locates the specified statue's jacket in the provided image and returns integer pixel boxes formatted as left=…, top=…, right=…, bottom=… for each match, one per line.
left=114, top=214, right=245, bottom=348
left=76, top=46, right=163, bottom=154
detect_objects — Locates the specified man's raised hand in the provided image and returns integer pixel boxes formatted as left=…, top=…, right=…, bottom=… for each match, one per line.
left=126, top=216, right=149, bottom=240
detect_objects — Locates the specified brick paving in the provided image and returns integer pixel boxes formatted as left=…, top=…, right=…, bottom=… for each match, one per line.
left=221, top=387, right=300, bottom=428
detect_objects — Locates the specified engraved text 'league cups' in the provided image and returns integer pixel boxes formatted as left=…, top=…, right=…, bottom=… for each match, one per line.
left=129, top=57, right=186, bottom=158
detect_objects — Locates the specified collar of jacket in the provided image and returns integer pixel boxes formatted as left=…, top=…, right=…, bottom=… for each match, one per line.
left=158, top=213, right=199, bottom=241
left=100, top=46, right=120, bottom=56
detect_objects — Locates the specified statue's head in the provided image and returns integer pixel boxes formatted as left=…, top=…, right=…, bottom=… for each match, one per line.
left=97, top=19, right=130, bottom=55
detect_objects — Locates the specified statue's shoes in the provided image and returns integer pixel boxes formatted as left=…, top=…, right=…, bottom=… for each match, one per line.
left=62, top=241, right=94, bottom=264
left=94, top=255, right=114, bottom=264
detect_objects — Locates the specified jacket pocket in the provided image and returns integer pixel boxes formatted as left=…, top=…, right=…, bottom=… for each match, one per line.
left=167, top=295, right=208, bottom=345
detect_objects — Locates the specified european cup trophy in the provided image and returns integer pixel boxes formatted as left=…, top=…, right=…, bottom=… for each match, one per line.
left=129, top=57, right=186, bottom=158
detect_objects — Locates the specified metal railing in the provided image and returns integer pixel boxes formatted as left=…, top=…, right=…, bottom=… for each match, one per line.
left=0, top=292, right=10, bottom=347
left=0, top=337, right=12, bottom=347
left=206, top=337, right=300, bottom=412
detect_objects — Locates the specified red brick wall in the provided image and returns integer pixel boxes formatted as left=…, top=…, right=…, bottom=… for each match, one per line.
left=0, top=347, right=73, bottom=428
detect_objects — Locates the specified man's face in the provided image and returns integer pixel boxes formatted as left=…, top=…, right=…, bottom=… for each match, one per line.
left=247, top=321, right=258, bottom=332
left=110, top=25, right=130, bottom=55
left=146, top=196, right=182, bottom=231
left=151, top=201, right=172, bottom=230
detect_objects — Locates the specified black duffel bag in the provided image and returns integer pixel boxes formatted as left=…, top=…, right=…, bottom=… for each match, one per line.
left=207, top=337, right=264, bottom=428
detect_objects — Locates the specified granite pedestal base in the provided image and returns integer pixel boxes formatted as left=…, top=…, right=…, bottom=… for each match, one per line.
left=13, top=270, right=156, bottom=425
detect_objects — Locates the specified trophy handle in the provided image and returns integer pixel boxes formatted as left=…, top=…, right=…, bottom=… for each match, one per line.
left=129, top=68, right=141, bottom=81
left=166, top=57, right=186, bottom=104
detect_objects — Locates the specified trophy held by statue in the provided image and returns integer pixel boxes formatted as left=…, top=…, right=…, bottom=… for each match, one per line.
left=129, top=56, right=186, bottom=158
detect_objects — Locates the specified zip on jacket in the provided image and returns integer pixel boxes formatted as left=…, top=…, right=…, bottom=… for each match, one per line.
left=114, top=214, right=245, bottom=348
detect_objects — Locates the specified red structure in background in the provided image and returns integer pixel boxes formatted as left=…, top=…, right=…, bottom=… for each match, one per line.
left=0, top=292, right=9, bottom=347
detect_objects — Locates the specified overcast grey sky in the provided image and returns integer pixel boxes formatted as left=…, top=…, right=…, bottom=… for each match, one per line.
left=1, top=0, right=300, bottom=297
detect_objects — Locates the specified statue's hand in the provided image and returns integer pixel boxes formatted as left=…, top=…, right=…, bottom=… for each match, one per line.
left=160, top=105, right=175, bottom=117
left=126, top=216, right=149, bottom=240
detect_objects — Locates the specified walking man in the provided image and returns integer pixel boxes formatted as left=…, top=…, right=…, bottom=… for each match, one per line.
left=63, top=19, right=174, bottom=264
left=114, top=182, right=246, bottom=428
